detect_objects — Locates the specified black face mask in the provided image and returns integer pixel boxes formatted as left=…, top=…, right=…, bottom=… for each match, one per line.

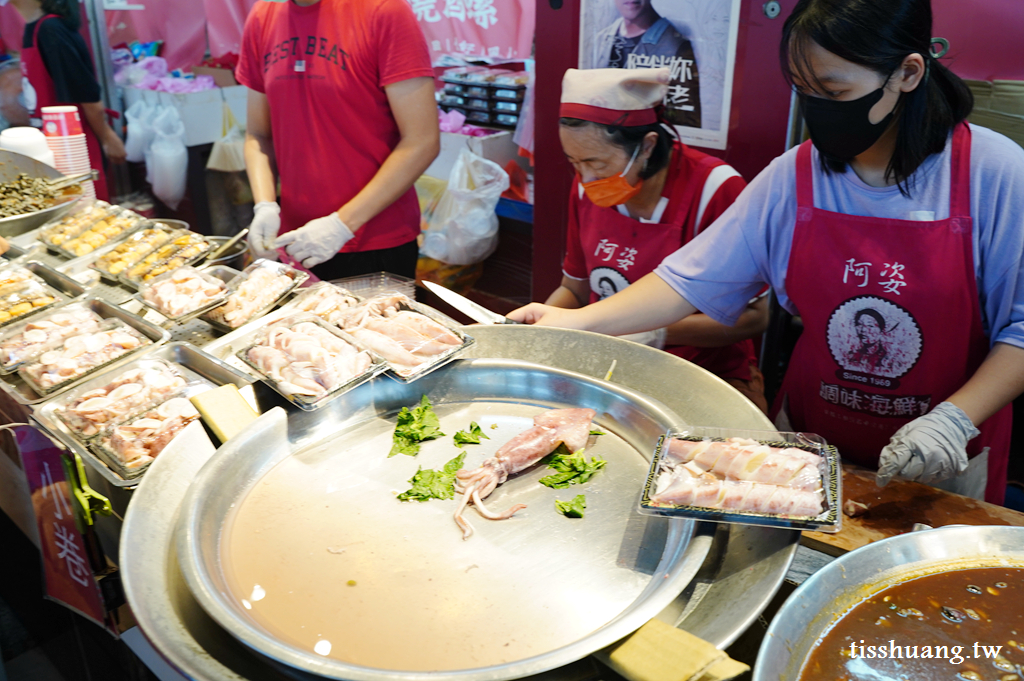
left=799, top=87, right=896, bottom=162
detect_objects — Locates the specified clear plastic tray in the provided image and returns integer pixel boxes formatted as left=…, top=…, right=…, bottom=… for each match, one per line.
left=280, top=281, right=362, bottom=326
left=52, top=358, right=190, bottom=439
left=0, top=301, right=104, bottom=374
left=202, top=259, right=308, bottom=332
left=338, top=292, right=474, bottom=382
left=0, top=275, right=66, bottom=329
left=135, top=266, right=230, bottom=323
left=18, top=318, right=153, bottom=396
left=54, top=208, right=148, bottom=259
left=36, top=199, right=117, bottom=250
left=637, top=427, right=841, bottom=533
left=119, top=232, right=212, bottom=288
left=90, top=223, right=182, bottom=281
left=236, top=313, right=386, bottom=411
left=329, top=271, right=416, bottom=300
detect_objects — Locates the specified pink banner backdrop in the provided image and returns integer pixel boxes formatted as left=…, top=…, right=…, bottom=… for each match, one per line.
left=105, top=0, right=207, bottom=70
left=408, top=0, right=534, bottom=62
left=204, top=0, right=258, bottom=58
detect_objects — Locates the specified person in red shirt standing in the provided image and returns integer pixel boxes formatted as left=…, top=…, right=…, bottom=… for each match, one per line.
left=237, top=0, right=440, bottom=280
left=552, top=68, right=769, bottom=411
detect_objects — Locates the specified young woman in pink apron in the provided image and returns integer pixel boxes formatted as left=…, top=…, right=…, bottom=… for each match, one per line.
left=511, top=0, right=1024, bottom=505
left=12, top=0, right=125, bottom=200
left=547, top=68, right=768, bottom=411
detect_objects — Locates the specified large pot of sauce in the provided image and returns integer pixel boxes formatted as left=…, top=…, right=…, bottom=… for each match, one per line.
left=754, top=525, right=1024, bottom=681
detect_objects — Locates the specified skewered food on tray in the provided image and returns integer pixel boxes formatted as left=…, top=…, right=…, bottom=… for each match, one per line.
left=93, top=227, right=176, bottom=277
left=37, top=200, right=115, bottom=246
left=96, top=396, right=200, bottom=470
left=122, top=233, right=211, bottom=285
left=140, top=267, right=227, bottom=320
left=58, top=211, right=144, bottom=257
left=205, top=261, right=299, bottom=329
left=0, top=304, right=103, bottom=371
left=56, top=362, right=187, bottom=437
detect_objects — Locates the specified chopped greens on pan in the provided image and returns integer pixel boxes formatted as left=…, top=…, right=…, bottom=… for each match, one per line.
left=389, top=395, right=444, bottom=457
left=539, top=447, right=607, bottom=489
left=453, top=421, right=489, bottom=448
left=555, top=494, right=586, bottom=518
left=397, top=452, right=467, bottom=502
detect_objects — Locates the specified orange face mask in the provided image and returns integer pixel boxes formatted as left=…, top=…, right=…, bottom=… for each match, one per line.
left=580, top=145, right=643, bottom=208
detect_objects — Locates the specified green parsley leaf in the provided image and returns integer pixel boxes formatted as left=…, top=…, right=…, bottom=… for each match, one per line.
left=555, top=494, right=586, bottom=518
left=389, top=395, right=445, bottom=457
left=589, top=429, right=605, bottom=436
left=539, top=448, right=607, bottom=489
left=397, top=452, right=467, bottom=502
left=453, top=421, right=489, bottom=448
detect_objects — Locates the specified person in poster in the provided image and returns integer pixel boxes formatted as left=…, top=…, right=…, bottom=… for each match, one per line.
left=590, top=0, right=701, bottom=128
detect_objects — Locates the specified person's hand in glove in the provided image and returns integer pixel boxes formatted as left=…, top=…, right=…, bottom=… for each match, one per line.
left=876, top=401, right=980, bottom=487
left=274, top=212, right=353, bottom=269
left=248, top=202, right=281, bottom=261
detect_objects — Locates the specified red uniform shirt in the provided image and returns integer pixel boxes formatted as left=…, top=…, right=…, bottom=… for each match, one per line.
left=237, top=0, right=433, bottom=252
left=563, top=142, right=754, bottom=380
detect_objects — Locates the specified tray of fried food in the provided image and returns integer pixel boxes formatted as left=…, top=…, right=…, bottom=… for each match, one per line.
left=36, top=199, right=116, bottom=249
left=52, top=358, right=189, bottom=439
left=120, top=232, right=211, bottom=288
left=334, top=291, right=473, bottom=381
left=136, top=266, right=229, bottom=323
left=202, top=259, right=307, bottom=331
left=18, top=318, right=152, bottom=396
left=91, top=224, right=181, bottom=280
left=237, top=313, right=383, bottom=410
left=281, top=281, right=362, bottom=325
left=0, top=301, right=103, bottom=374
left=0, top=276, right=63, bottom=328
left=92, top=394, right=203, bottom=478
left=55, top=209, right=147, bottom=258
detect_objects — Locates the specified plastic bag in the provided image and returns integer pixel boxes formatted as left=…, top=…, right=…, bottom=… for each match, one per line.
left=420, top=149, right=509, bottom=266
left=124, top=100, right=157, bottom=163
left=147, top=106, right=187, bottom=210
left=206, top=103, right=246, bottom=172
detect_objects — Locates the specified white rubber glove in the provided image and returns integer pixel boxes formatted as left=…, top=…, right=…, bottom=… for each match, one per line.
left=876, top=401, right=980, bottom=487
left=248, top=201, right=281, bottom=262
left=615, top=328, right=668, bottom=349
left=274, top=212, right=353, bottom=269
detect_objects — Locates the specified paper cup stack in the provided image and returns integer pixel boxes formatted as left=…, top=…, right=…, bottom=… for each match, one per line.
left=41, top=106, right=95, bottom=199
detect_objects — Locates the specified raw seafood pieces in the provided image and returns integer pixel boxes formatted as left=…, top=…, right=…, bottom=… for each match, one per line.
left=453, top=407, right=596, bottom=539
left=0, top=304, right=103, bottom=370
left=19, top=320, right=149, bottom=393
left=141, top=267, right=227, bottom=319
left=206, top=262, right=297, bottom=329
left=650, top=438, right=825, bottom=517
left=97, top=396, right=200, bottom=469
left=289, top=283, right=359, bottom=325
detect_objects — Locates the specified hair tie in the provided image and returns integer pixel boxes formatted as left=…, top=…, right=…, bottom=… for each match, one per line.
left=930, top=37, right=949, bottom=59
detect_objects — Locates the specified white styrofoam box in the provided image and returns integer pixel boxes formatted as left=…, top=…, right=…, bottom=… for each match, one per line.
left=424, top=130, right=523, bottom=180
left=157, top=89, right=223, bottom=147
left=221, top=85, right=248, bottom=130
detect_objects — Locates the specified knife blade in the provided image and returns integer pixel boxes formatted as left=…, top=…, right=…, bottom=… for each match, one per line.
left=422, top=280, right=518, bottom=325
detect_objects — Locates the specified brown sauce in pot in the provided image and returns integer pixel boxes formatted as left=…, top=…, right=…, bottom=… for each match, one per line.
left=799, top=567, right=1024, bottom=681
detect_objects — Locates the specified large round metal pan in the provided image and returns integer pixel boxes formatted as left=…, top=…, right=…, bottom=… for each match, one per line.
left=121, top=326, right=797, bottom=681
left=753, top=525, right=1024, bottom=681
left=0, top=149, right=79, bottom=237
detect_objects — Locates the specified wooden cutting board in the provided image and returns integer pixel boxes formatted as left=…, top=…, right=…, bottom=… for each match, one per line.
left=801, top=465, right=1024, bottom=556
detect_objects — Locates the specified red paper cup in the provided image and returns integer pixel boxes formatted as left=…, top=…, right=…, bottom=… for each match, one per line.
left=41, top=106, right=84, bottom=137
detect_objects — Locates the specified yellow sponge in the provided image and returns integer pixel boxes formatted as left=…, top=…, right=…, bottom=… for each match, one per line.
left=599, top=619, right=748, bottom=681
left=190, top=384, right=259, bottom=443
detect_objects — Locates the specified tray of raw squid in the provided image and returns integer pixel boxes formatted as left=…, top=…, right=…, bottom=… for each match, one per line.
left=236, top=313, right=386, bottom=410
left=327, top=291, right=474, bottom=382
left=201, top=259, right=308, bottom=332
left=280, top=281, right=363, bottom=324
left=638, top=427, right=842, bottom=532
left=134, top=266, right=230, bottom=324
left=0, top=301, right=104, bottom=375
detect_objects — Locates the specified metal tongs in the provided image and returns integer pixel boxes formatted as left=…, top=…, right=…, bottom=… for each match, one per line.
left=203, top=228, right=249, bottom=264
left=46, top=169, right=98, bottom=192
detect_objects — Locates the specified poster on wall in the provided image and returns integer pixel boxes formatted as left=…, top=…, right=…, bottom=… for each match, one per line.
left=578, top=0, right=741, bottom=150
left=409, top=0, right=535, bottom=63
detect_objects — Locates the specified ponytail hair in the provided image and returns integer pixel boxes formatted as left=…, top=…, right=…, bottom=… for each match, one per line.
left=780, top=0, right=973, bottom=196
left=41, top=0, right=81, bottom=31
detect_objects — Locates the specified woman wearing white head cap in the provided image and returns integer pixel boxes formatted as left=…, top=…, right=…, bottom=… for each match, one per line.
left=549, top=67, right=769, bottom=411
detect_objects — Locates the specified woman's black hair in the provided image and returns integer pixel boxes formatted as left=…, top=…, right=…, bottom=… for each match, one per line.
left=781, top=0, right=973, bottom=195
left=854, top=307, right=886, bottom=331
left=559, top=117, right=674, bottom=181
left=41, top=0, right=81, bottom=31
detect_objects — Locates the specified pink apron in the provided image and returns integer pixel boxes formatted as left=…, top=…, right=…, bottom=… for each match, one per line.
left=21, top=15, right=109, bottom=201
left=775, top=124, right=1010, bottom=504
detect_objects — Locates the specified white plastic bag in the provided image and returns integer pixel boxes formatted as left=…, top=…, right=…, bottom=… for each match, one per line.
left=206, top=103, right=246, bottom=172
left=147, top=106, right=187, bottom=210
left=420, top=148, right=509, bottom=266
left=124, top=100, right=157, bottom=163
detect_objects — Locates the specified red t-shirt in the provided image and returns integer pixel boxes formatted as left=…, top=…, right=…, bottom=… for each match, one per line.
left=237, top=0, right=433, bottom=252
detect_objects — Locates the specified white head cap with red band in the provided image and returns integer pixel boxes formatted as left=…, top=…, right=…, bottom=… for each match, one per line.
left=559, top=67, right=671, bottom=127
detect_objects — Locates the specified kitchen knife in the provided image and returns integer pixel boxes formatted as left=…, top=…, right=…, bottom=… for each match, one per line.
left=422, top=280, right=519, bottom=325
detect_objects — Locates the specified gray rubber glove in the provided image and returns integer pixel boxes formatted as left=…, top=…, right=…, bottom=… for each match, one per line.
left=876, top=401, right=980, bottom=487
left=274, top=212, right=353, bottom=269
left=248, top=201, right=281, bottom=262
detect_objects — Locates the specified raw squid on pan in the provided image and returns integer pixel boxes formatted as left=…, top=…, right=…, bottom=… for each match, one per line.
left=0, top=304, right=103, bottom=370
left=206, top=263, right=296, bottom=329
left=19, top=321, right=149, bottom=392
left=97, top=396, right=200, bottom=469
left=56, top=364, right=187, bottom=437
